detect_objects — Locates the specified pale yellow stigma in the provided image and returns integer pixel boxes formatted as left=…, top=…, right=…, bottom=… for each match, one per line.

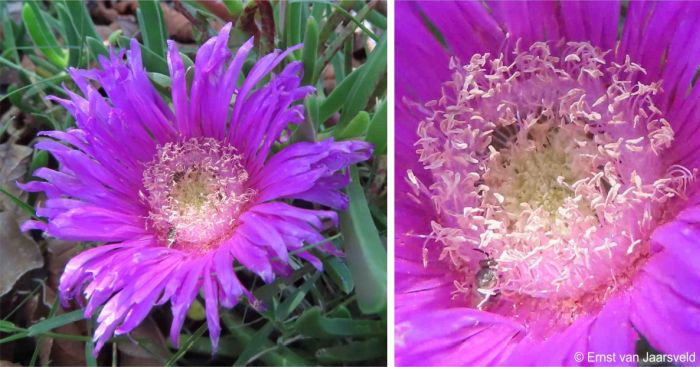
left=485, top=123, right=597, bottom=218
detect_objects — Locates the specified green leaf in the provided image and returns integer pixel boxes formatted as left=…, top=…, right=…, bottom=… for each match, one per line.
left=326, top=1, right=378, bottom=41
left=136, top=0, right=169, bottom=74
left=323, top=257, right=354, bottom=294
left=137, top=0, right=167, bottom=59
left=275, top=272, right=320, bottom=320
left=26, top=310, right=84, bottom=337
left=148, top=72, right=172, bottom=88
left=343, top=35, right=353, bottom=75
left=285, top=1, right=303, bottom=58
left=318, top=65, right=361, bottom=123
left=86, top=36, right=109, bottom=59
left=63, top=0, right=100, bottom=40
left=27, top=54, right=61, bottom=75
left=335, top=110, right=370, bottom=140
left=0, top=187, right=40, bottom=220
left=1, top=3, right=20, bottom=63
left=318, top=0, right=354, bottom=46
left=28, top=150, right=49, bottom=177
left=305, top=95, right=320, bottom=130
left=223, top=314, right=311, bottom=367
left=366, top=98, right=387, bottom=156
left=0, top=320, right=21, bottom=333
left=301, top=16, right=318, bottom=85
left=186, top=299, right=206, bottom=321
left=85, top=342, right=97, bottom=367
left=56, top=3, right=81, bottom=67
left=340, top=166, right=387, bottom=314
left=164, top=323, right=207, bottom=367
left=232, top=322, right=275, bottom=366
left=316, top=337, right=386, bottom=363
left=223, top=0, right=245, bottom=17
left=294, top=307, right=384, bottom=338
left=310, top=2, right=327, bottom=21
left=22, top=2, right=68, bottom=68
left=180, top=335, right=242, bottom=357
left=84, top=318, right=97, bottom=367
left=117, top=35, right=168, bottom=74
left=365, top=9, right=387, bottom=30
left=290, top=96, right=318, bottom=143
left=330, top=52, right=345, bottom=84
left=337, top=34, right=387, bottom=131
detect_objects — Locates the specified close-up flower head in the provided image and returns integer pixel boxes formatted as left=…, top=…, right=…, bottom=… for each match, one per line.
left=1, top=1, right=386, bottom=365
left=395, top=1, right=700, bottom=366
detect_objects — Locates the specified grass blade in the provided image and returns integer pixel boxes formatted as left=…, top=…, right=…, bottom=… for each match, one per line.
left=55, top=3, right=81, bottom=67
left=0, top=187, right=40, bottom=220
left=26, top=310, right=84, bottom=337
left=137, top=0, right=167, bottom=59
left=336, top=34, right=386, bottom=131
left=285, top=0, right=304, bottom=59
left=301, top=16, right=318, bottom=85
left=137, top=0, right=168, bottom=73
left=318, top=65, right=361, bottom=123
left=164, top=322, right=207, bottom=366
left=1, top=3, right=20, bottom=63
left=63, top=0, right=100, bottom=40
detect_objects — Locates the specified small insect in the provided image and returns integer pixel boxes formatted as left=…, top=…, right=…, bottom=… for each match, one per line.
left=473, top=248, right=500, bottom=310
left=166, top=227, right=177, bottom=248
left=172, top=171, right=185, bottom=183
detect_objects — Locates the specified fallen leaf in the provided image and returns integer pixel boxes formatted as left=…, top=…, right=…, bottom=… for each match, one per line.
left=0, top=142, right=32, bottom=214
left=41, top=288, right=88, bottom=366
left=0, top=211, right=43, bottom=297
left=160, top=3, right=193, bottom=42
left=0, top=361, right=23, bottom=367
left=0, top=142, right=42, bottom=296
left=118, top=317, right=170, bottom=366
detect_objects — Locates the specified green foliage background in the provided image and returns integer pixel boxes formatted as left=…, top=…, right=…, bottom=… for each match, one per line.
left=0, top=0, right=387, bottom=365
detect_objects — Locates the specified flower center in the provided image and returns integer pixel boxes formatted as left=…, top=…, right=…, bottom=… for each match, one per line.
left=142, top=137, right=255, bottom=252
left=410, top=40, right=695, bottom=331
left=485, top=123, right=596, bottom=218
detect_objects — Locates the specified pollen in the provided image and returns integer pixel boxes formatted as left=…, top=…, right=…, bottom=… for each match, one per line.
left=412, top=40, right=695, bottom=331
left=142, top=137, right=255, bottom=252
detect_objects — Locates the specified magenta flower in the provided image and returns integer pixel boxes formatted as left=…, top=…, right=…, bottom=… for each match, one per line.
left=20, top=24, right=371, bottom=353
left=396, top=1, right=700, bottom=365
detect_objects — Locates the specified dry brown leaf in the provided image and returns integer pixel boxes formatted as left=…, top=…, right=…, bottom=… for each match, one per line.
left=160, top=3, right=193, bottom=42
left=0, top=212, right=43, bottom=297
left=118, top=317, right=170, bottom=366
left=45, top=239, right=79, bottom=291
left=0, top=142, right=41, bottom=297
left=92, top=0, right=121, bottom=23
left=0, top=361, right=23, bottom=367
left=40, top=288, right=88, bottom=366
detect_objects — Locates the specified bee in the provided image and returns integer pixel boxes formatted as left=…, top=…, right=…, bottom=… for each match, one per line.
left=473, top=248, right=500, bottom=310
left=172, top=171, right=185, bottom=184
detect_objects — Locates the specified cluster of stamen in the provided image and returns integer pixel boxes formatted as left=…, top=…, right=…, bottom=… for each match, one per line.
left=142, top=137, right=254, bottom=252
left=407, top=40, right=695, bottom=330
